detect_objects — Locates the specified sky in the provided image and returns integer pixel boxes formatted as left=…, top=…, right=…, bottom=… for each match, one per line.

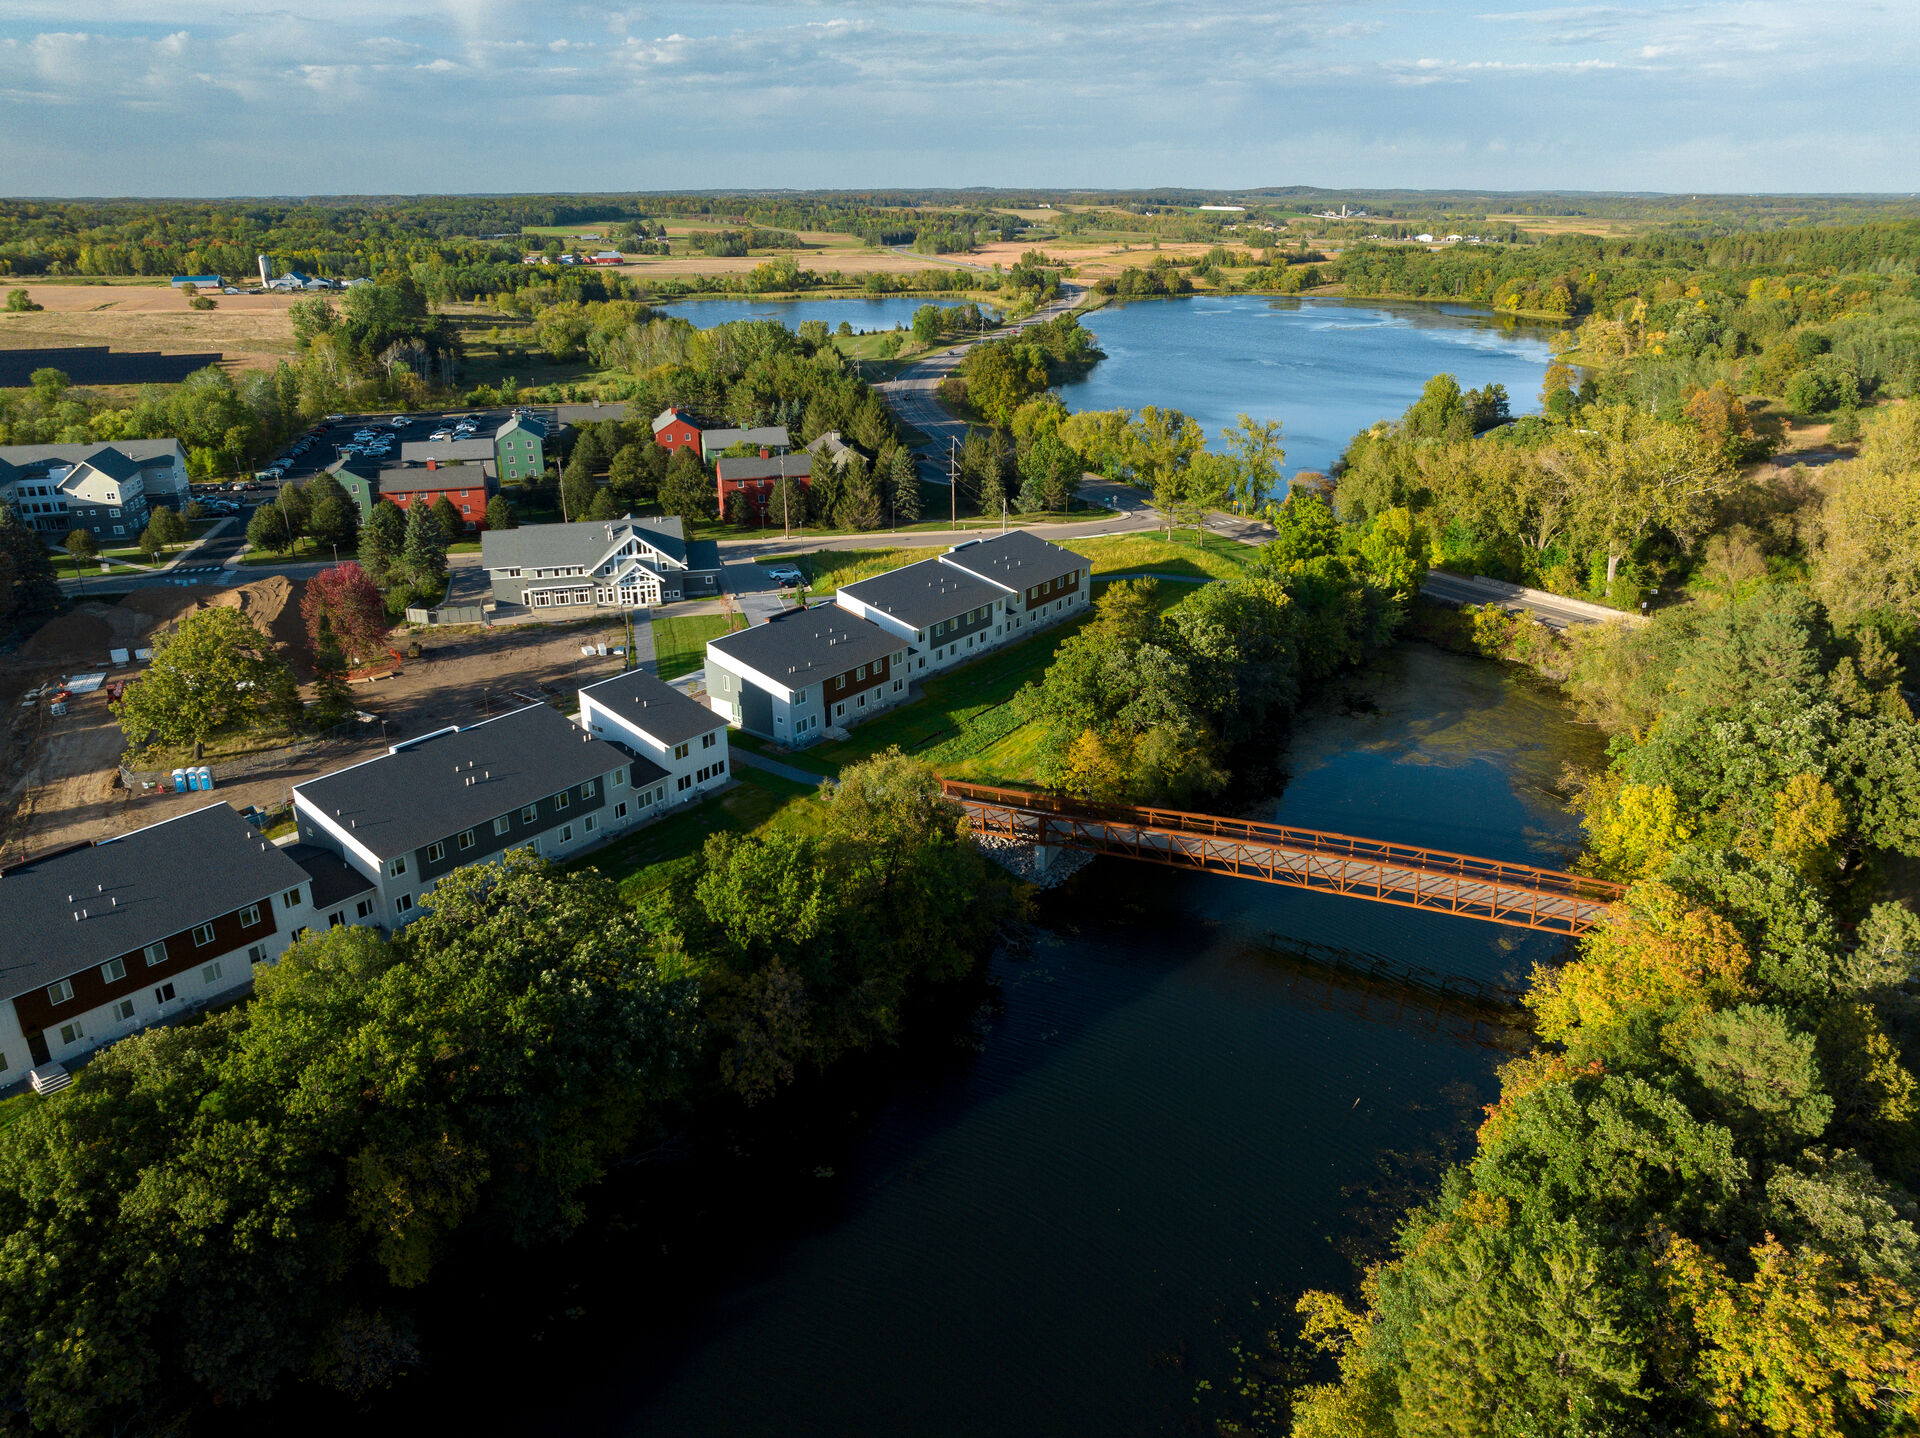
left=1, top=1, right=1916, bottom=197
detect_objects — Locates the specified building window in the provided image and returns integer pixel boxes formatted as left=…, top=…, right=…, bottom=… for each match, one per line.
left=458, top=829, right=475, bottom=851
left=856, top=664, right=867, bottom=680
left=356, top=899, right=373, bottom=919
left=283, top=887, right=303, bottom=908
left=59, top=1022, right=84, bottom=1047
left=677, top=775, right=692, bottom=792
left=426, top=841, right=446, bottom=863
left=615, top=802, right=628, bottom=819
left=388, top=855, right=408, bottom=877
left=493, top=815, right=511, bottom=836
left=202, top=962, right=224, bottom=985
left=395, top=894, right=414, bottom=914
left=673, top=741, right=690, bottom=760
left=581, top=779, right=596, bottom=797
left=192, top=922, right=216, bottom=947
left=702, top=732, right=717, bottom=749
left=554, top=791, right=570, bottom=810
left=559, top=825, right=573, bottom=843
left=155, top=983, right=176, bottom=1003
left=249, top=942, right=269, bottom=962
left=583, top=814, right=597, bottom=833
left=113, top=999, right=136, bottom=1023
left=47, top=978, right=73, bottom=1005
left=99, top=957, right=129, bottom=984
left=239, top=904, right=261, bottom=927
left=657, top=786, right=667, bottom=803
left=143, top=940, right=167, bottom=966
left=612, top=770, right=625, bottom=788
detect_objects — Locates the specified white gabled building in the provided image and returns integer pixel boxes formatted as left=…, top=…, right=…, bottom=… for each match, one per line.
left=480, top=516, right=723, bottom=610
left=706, top=606, right=909, bottom=746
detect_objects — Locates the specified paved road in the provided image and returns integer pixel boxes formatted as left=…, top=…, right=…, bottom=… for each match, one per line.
left=1422, top=569, right=1645, bottom=629
left=876, top=282, right=1092, bottom=476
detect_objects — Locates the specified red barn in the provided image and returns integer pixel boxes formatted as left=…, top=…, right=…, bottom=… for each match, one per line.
left=651, top=405, right=704, bottom=455
left=374, top=461, right=499, bottom=532
left=716, top=453, right=813, bottom=524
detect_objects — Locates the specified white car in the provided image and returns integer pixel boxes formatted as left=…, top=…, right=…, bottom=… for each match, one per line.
left=389, top=416, right=408, bottom=427
left=765, top=565, right=805, bottom=588
left=429, top=429, right=453, bottom=441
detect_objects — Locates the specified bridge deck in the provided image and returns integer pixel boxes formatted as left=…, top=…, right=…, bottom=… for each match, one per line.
left=943, top=781, right=1620, bottom=936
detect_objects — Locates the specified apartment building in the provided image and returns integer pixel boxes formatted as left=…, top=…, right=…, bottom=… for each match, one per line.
left=290, top=703, right=667, bottom=928
left=0, top=804, right=337, bottom=1090
left=835, top=556, right=1015, bottom=678
left=577, top=669, right=732, bottom=805
left=479, top=515, right=722, bottom=609
left=706, top=604, right=909, bottom=745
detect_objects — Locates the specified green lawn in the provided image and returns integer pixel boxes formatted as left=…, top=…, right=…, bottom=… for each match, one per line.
left=651, top=611, right=746, bottom=680
left=1061, top=531, right=1255, bottom=582
left=570, top=768, right=825, bottom=901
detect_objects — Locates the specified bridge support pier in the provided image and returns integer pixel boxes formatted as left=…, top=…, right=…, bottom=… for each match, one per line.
left=1033, top=843, right=1062, bottom=875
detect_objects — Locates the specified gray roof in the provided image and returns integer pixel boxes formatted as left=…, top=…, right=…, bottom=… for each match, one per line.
left=942, top=530, right=1085, bottom=591
left=498, top=414, right=548, bottom=440
left=557, top=402, right=631, bottom=425
left=579, top=669, right=727, bottom=746
left=74, top=448, right=145, bottom=485
left=0, top=440, right=184, bottom=475
left=714, top=454, right=812, bottom=483
left=376, top=463, right=493, bottom=495
left=401, top=439, right=494, bottom=464
left=0, top=804, right=311, bottom=1001
left=482, top=515, right=688, bottom=571
left=708, top=605, right=904, bottom=689
left=804, top=431, right=859, bottom=469
left=293, top=704, right=660, bottom=862
left=840, top=556, right=1010, bottom=629
left=286, top=844, right=376, bottom=912
left=701, top=426, right=790, bottom=459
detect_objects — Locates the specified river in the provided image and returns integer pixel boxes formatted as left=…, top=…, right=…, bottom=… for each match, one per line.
left=1061, top=296, right=1555, bottom=478
left=329, top=643, right=1602, bottom=1438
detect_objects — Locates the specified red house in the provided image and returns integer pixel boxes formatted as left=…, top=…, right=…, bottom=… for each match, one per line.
left=374, top=461, right=499, bottom=532
left=651, top=406, right=704, bottom=455
left=716, top=454, right=813, bottom=524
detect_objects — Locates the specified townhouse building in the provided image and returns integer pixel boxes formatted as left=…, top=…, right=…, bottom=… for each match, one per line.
left=835, top=557, right=1015, bottom=677
left=480, top=515, right=722, bottom=610
left=706, top=604, right=909, bottom=745
left=715, top=453, right=813, bottom=524
left=372, top=462, right=498, bottom=531
left=494, top=414, right=548, bottom=482
left=577, top=669, right=732, bottom=805
left=937, top=531, right=1090, bottom=637
left=291, top=703, right=667, bottom=929
left=0, top=440, right=190, bottom=539
left=0, top=804, right=346, bottom=1090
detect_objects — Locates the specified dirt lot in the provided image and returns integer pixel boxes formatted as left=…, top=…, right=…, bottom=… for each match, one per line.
left=1, top=594, right=635, bottom=859
left=0, top=283, right=299, bottom=372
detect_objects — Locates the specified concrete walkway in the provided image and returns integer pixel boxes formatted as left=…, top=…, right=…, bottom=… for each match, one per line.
left=730, top=745, right=831, bottom=788
left=1423, top=570, right=1645, bottom=629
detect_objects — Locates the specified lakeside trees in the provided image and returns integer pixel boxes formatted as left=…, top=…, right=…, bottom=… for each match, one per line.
left=1284, top=587, right=1920, bottom=1438
left=0, top=754, right=1004, bottom=1434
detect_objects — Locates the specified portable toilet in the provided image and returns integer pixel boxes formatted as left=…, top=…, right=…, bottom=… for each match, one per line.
left=185, top=768, right=202, bottom=791
left=171, top=768, right=189, bottom=792
left=197, top=767, right=214, bottom=791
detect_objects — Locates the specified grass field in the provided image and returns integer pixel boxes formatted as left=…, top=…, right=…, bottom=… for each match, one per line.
left=1061, top=531, right=1255, bottom=581
left=651, top=611, right=746, bottom=680
left=0, top=284, right=300, bottom=373
left=573, top=767, right=825, bottom=901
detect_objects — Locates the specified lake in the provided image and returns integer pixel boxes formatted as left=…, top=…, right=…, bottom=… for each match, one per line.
left=1061, top=296, right=1555, bottom=478
left=334, top=644, right=1602, bottom=1438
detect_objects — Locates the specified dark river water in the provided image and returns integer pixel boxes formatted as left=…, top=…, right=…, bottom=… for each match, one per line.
left=335, top=644, right=1602, bottom=1438
left=1061, top=296, right=1552, bottom=479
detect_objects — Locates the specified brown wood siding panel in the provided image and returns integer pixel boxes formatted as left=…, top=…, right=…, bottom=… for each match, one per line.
left=1021, top=570, right=1080, bottom=612
left=824, top=653, right=891, bottom=702
left=14, top=901, right=280, bottom=1035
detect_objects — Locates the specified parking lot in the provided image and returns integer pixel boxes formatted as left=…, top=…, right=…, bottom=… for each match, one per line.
left=266, top=406, right=533, bottom=485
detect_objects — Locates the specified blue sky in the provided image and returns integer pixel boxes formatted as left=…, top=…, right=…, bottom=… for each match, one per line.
left=2, top=1, right=1915, bottom=196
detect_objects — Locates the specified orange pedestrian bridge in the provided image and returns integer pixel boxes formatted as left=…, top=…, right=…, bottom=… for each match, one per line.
left=940, top=781, right=1622, bottom=937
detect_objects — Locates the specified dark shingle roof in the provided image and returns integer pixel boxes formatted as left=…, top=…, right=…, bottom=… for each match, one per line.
left=400, top=439, right=494, bottom=464
left=0, top=804, right=311, bottom=1001
left=707, top=605, right=903, bottom=689
left=579, top=669, right=727, bottom=746
left=286, top=844, right=376, bottom=911
left=839, top=556, right=1011, bottom=629
left=377, top=464, right=493, bottom=495
left=942, top=530, right=1085, bottom=590
left=714, top=454, right=812, bottom=483
left=701, top=425, right=790, bottom=458
left=293, top=705, right=650, bottom=861
left=481, top=515, right=687, bottom=571
left=76, top=448, right=145, bottom=484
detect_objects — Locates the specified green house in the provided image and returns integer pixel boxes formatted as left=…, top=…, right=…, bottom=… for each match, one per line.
left=495, top=415, right=548, bottom=483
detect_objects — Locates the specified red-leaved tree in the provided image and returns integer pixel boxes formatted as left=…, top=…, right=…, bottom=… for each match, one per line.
left=300, top=562, right=391, bottom=666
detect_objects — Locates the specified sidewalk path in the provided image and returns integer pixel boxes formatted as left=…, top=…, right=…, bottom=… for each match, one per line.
left=730, top=745, right=831, bottom=789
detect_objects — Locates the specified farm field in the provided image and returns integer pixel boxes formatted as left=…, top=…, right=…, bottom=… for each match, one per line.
left=0, top=282, right=299, bottom=371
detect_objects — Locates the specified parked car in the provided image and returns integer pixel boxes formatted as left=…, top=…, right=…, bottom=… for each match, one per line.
left=765, top=565, right=805, bottom=588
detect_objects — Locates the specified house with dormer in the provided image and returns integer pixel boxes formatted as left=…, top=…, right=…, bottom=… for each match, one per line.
left=479, top=515, right=722, bottom=610
left=0, top=440, right=188, bottom=537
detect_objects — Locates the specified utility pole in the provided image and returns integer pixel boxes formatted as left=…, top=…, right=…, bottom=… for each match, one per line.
left=949, top=436, right=958, bottom=532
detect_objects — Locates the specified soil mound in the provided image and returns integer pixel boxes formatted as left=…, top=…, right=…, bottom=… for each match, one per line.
left=20, top=606, right=114, bottom=661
